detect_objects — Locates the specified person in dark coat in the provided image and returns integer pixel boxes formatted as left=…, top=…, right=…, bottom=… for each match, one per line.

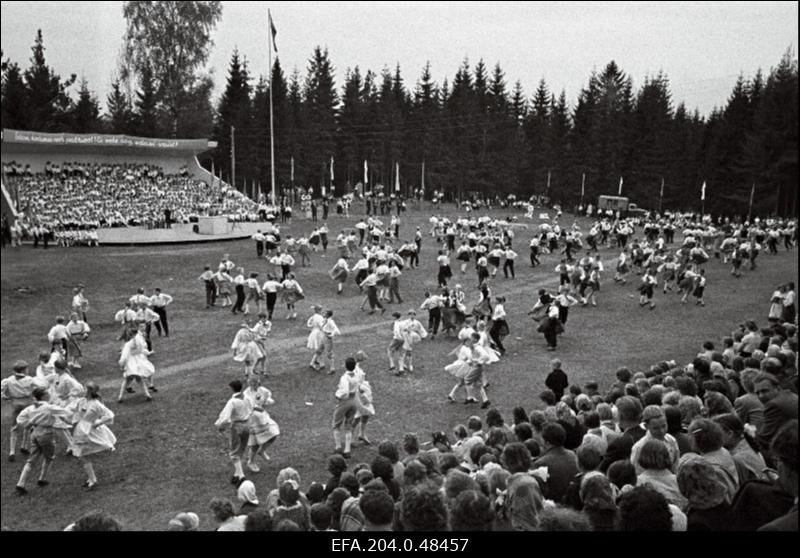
left=545, top=359, right=569, bottom=400
left=754, top=373, right=798, bottom=467
left=531, top=423, right=578, bottom=503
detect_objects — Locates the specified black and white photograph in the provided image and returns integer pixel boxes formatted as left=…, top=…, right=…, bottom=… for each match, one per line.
left=0, top=0, right=797, bottom=534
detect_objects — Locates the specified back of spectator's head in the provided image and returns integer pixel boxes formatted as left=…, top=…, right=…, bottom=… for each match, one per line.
left=678, top=396, right=702, bottom=425
left=167, top=512, right=200, bottom=532
left=617, top=485, right=673, bottom=531
left=642, top=389, right=663, bottom=407
left=486, top=427, right=508, bottom=449
left=524, top=439, right=541, bottom=459
left=580, top=474, right=618, bottom=513
left=702, top=340, right=714, bottom=351
left=577, top=444, right=603, bottom=472
left=209, top=498, right=235, bottom=522
left=596, top=403, right=614, bottom=422
left=306, top=481, right=326, bottom=504
left=310, top=503, right=333, bottom=531
left=536, top=506, right=593, bottom=531
left=445, top=469, right=480, bottom=502
left=616, top=367, right=632, bottom=383
left=638, top=440, right=672, bottom=471
left=514, top=422, right=533, bottom=442
left=328, top=454, right=348, bottom=476
left=359, top=488, right=395, bottom=529
left=403, top=433, right=420, bottom=455
left=676, top=456, right=728, bottom=510
left=663, top=405, right=684, bottom=435
left=538, top=389, right=557, bottom=407
left=403, top=460, right=428, bottom=486
left=244, top=509, right=272, bottom=531
left=371, top=455, right=394, bottom=482
left=467, top=416, right=483, bottom=432
left=68, top=511, right=122, bottom=531
left=635, top=378, right=651, bottom=395
left=378, top=439, right=400, bottom=463
left=703, top=390, right=734, bottom=417
left=688, top=418, right=724, bottom=454
left=469, top=443, right=492, bottom=467
left=512, top=406, right=530, bottom=425
left=662, top=390, right=681, bottom=406
left=575, top=394, right=594, bottom=412
left=541, top=423, right=567, bottom=449
left=607, top=460, right=637, bottom=490
left=437, top=452, right=460, bottom=475
left=275, top=519, right=301, bottom=531
left=583, top=410, right=600, bottom=429
left=449, top=490, right=495, bottom=531
left=675, top=376, right=697, bottom=397
left=401, top=484, right=448, bottom=531
left=339, top=472, right=360, bottom=497
left=452, top=424, right=469, bottom=441
left=616, top=396, right=643, bottom=424
left=606, top=387, right=625, bottom=405
left=569, top=385, right=583, bottom=398
left=529, top=410, right=546, bottom=431
left=762, top=357, right=784, bottom=377
left=486, top=408, right=505, bottom=428
left=499, top=442, right=531, bottom=473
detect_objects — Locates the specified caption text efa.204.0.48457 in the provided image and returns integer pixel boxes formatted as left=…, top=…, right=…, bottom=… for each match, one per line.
left=331, top=538, right=470, bottom=552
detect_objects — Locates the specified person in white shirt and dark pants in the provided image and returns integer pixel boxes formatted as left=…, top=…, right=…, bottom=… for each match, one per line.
left=151, top=288, right=173, bottom=337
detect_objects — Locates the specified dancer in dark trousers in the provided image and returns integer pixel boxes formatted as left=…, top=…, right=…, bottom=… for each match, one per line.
left=150, top=288, right=173, bottom=337
left=232, top=267, right=246, bottom=314
left=199, top=266, right=215, bottom=308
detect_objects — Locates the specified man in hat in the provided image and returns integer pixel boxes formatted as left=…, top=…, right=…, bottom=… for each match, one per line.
left=14, top=386, right=73, bottom=495
left=214, top=380, right=253, bottom=486
left=1, top=361, right=36, bottom=461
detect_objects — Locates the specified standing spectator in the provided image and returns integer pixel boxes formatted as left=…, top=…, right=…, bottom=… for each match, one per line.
left=545, top=359, right=569, bottom=400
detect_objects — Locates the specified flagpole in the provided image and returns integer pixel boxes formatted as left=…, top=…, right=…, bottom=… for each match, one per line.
left=268, top=9, right=276, bottom=205
left=546, top=170, right=551, bottom=199
left=659, top=176, right=664, bottom=214
left=580, top=172, right=585, bottom=207
left=748, top=183, right=755, bottom=222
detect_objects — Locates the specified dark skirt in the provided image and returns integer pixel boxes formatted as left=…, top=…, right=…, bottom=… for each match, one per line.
left=457, top=252, right=471, bottom=262
left=442, top=308, right=465, bottom=331
left=488, top=256, right=501, bottom=267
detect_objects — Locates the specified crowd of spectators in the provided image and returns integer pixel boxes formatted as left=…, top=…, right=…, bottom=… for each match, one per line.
left=4, top=161, right=258, bottom=233
left=56, top=313, right=797, bottom=531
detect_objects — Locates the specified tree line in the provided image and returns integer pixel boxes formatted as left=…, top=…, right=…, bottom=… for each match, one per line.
left=1, top=3, right=797, bottom=216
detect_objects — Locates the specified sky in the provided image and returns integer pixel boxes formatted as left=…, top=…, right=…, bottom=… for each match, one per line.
left=1, top=1, right=797, bottom=117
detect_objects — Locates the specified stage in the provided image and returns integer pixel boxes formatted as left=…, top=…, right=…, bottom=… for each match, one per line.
left=97, top=221, right=264, bottom=245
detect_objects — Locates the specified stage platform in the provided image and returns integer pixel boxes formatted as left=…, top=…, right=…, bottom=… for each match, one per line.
left=97, top=222, right=264, bottom=245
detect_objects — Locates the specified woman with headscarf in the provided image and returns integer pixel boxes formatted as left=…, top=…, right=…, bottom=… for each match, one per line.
left=676, top=455, right=733, bottom=531
left=71, top=381, right=116, bottom=490
left=237, top=480, right=260, bottom=515
left=687, top=418, right=740, bottom=504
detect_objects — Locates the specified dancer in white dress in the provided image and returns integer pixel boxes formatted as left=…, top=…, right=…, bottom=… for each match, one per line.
left=231, top=324, right=265, bottom=378
left=352, top=351, right=375, bottom=445
left=118, top=323, right=155, bottom=402
left=320, top=310, right=342, bottom=375
left=250, top=314, right=272, bottom=375
left=50, top=359, right=84, bottom=452
left=243, top=375, right=280, bottom=473
left=306, top=306, right=326, bottom=371
left=71, top=381, right=116, bottom=490
left=445, top=336, right=474, bottom=403
left=399, top=310, right=427, bottom=374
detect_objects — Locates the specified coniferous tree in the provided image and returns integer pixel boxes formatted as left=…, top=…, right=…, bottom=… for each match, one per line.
left=213, top=50, right=252, bottom=191
left=23, top=29, right=76, bottom=132
left=106, top=78, right=132, bottom=134
left=1, top=57, right=29, bottom=129
left=70, top=77, right=102, bottom=133
left=133, top=63, right=160, bottom=137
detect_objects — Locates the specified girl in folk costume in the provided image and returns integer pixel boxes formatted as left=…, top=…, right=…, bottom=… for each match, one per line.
left=332, top=358, right=360, bottom=458
left=387, top=312, right=406, bottom=375
left=352, top=351, right=375, bottom=445
left=309, top=228, right=322, bottom=252
left=690, top=268, right=707, bottom=306
left=118, top=322, right=156, bottom=402
left=488, top=296, right=509, bottom=354
left=71, top=286, right=89, bottom=324
left=678, top=265, right=698, bottom=303
left=475, top=253, right=490, bottom=287
left=320, top=311, right=342, bottom=375
left=250, top=314, right=272, bottom=375
left=281, top=273, right=305, bottom=320
left=329, top=257, right=350, bottom=295
left=581, top=264, right=601, bottom=307
left=436, top=250, right=453, bottom=288
left=71, top=381, right=116, bottom=490
left=336, top=230, right=351, bottom=260
left=472, top=282, right=493, bottom=322
left=399, top=310, right=427, bottom=374
left=464, top=333, right=492, bottom=408
left=398, top=241, right=418, bottom=269
left=297, top=236, right=312, bottom=267
left=441, top=285, right=467, bottom=336
left=231, top=323, right=265, bottom=378
left=243, top=375, right=280, bottom=473
left=232, top=267, right=246, bottom=315
left=730, top=245, right=744, bottom=277
left=66, top=312, right=91, bottom=369
left=445, top=337, right=474, bottom=403
left=351, top=255, right=370, bottom=291
left=614, top=250, right=630, bottom=284
left=306, top=306, right=326, bottom=371
left=215, top=266, right=233, bottom=307
left=244, top=272, right=261, bottom=315
left=487, top=244, right=505, bottom=278
left=658, top=255, right=679, bottom=293
left=456, top=241, right=472, bottom=274
left=638, top=270, right=658, bottom=310
left=475, top=320, right=500, bottom=391
left=374, top=260, right=391, bottom=302
left=262, top=274, right=282, bottom=321
left=50, top=359, right=84, bottom=451
left=769, top=285, right=786, bottom=322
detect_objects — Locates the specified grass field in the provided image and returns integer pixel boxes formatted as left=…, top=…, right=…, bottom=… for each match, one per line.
left=1, top=205, right=797, bottom=530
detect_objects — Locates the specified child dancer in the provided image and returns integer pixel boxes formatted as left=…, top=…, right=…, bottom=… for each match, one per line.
left=281, top=273, right=304, bottom=320
left=352, top=351, right=375, bottom=445
left=71, top=381, right=116, bottom=490
left=231, top=323, right=265, bottom=378
left=243, top=375, right=279, bottom=473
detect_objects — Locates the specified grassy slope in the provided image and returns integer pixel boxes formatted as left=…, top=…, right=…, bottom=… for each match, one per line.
left=1, top=206, right=797, bottom=530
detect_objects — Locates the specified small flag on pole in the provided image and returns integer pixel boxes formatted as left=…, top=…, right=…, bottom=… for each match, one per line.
left=364, top=160, right=368, bottom=184
left=268, top=10, right=278, bottom=52
left=290, top=156, right=294, bottom=183
left=701, top=181, right=706, bottom=201
left=660, top=177, right=664, bottom=199
left=395, top=162, right=400, bottom=192
left=421, top=159, right=425, bottom=191
left=618, top=176, right=623, bottom=196
left=581, top=172, right=585, bottom=197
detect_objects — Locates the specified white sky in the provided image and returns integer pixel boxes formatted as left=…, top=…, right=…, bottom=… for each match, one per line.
left=1, top=1, right=797, bottom=117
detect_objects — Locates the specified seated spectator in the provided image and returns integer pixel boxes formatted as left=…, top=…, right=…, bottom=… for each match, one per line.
left=167, top=512, right=200, bottom=532
left=630, top=405, right=680, bottom=474
left=714, top=413, right=767, bottom=482
left=753, top=372, right=798, bottom=467
left=449, top=490, right=495, bottom=531
left=378, top=439, right=404, bottom=482
left=636, top=440, right=688, bottom=510
left=563, top=445, right=603, bottom=510
left=687, top=418, right=739, bottom=503
left=272, top=480, right=310, bottom=531
left=65, top=511, right=123, bottom=531
left=758, top=420, right=798, bottom=530
left=676, top=455, right=732, bottom=531
left=244, top=508, right=272, bottom=531
left=617, top=396, right=646, bottom=443
left=580, top=474, right=619, bottom=531
left=310, top=503, right=334, bottom=531
left=210, top=498, right=245, bottom=531
left=237, top=480, right=260, bottom=515
left=359, top=484, right=395, bottom=532
left=664, top=405, right=693, bottom=455
left=400, top=483, right=448, bottom=531
left=536, top=505, right=593, bottom=531
left=617, top=485, right=674, bottom=531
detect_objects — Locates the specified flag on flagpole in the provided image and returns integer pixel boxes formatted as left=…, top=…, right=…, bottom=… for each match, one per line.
left=421, top=159, right=425, bottom=191
left=395, top=162, right=400, bottom=192
left=660, top=176, right=664, bottom=199
left=701, top=181, right=706, bottom=201
left=268, top=10, right=278, bottom=52
left=618, top=176, right=623, bottom=196
left=290, top=156, right=294, bottom=183
left=364, top=160, right=368, bottom=184
left=581, top=173, right=585, bottom=197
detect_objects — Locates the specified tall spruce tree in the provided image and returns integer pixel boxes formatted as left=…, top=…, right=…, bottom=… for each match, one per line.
left=23, top=29, right=76, bottom=132
left=71, top=77, right=102, bottom=133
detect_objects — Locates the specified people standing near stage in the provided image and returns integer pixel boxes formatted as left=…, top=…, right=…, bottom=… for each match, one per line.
left=150, top=288, right=173, bottom=337
left=199, top=266, right=216, bottom=308
left=118, top=322, right=157, bottom=401
left=332, top=358, right=360, bottom=458
left=215, top=380, right=252, bottom=485
left=243, top=375, right=280, bottom=473
left=420, top=291, right=445, bottom=339
left=281, top=273, right=304, bottom=320
left=262, top=274, right=282, bottom=320
left=72, top=285, right=89, bottom=324
left=2, top=361, right=36, bottom=462
left=71, top=381, right=116, bottom=491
